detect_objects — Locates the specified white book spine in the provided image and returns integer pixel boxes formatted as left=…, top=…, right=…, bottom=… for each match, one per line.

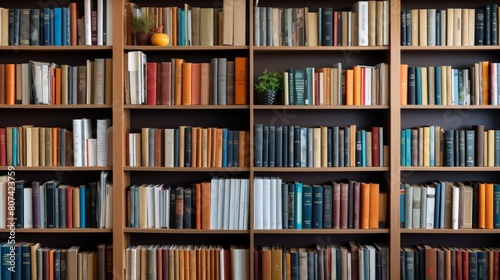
left=253, top=178, right=264, bottom=229
left=276, top=178, right=282, bottom=229
left=164, top=129, right=174, bottom=167
left=270, top=177, right=277, bottom=229
left=73, top=119, right=83, bottom=166
left=451, top=186, right=459, bottom=229
left=0, top=181, right=6, bottom=228
left=24, top=188, right=33, bottom=228
left=355, top=2, right=369, bottom=46
left=217, top=179, right=225, bottom=229
left=97, top=0, right=104, bottom=45
left=82, top=119, right=92, bottom=166
left=224, top=179, right=232, bottom=230
left=425, top=187, right=436, bottom=229
left=41, top=64, right=50, bottom=104
left=86, top=138, right=97, bottom=166
left=84, top=0, right=92, bottom=45
left=210, top=178, right=219, bottom=229
left=105, top=0, right=113, bottom=45
left=262, top=177, right=271, bottom=229
left=105, top=182, right=112, bottom=228
left=96, top=119, right=110, bottom=166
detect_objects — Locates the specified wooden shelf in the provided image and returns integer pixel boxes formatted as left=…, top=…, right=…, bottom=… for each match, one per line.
left=401, top=46, right=500, bottom=51
left=0, top=46, right=112, bottom=51
left=0, top=228, right=112, bottom=233
left=401, top=105, right=500, bottom=109
left=252, top=46, right=389, bottom=52
left=400, top=166, right=500, bottom=172
left=0, top=104, right=112, bottom=109
left=124, top=228, right=250, bottom=234
left=124, top=105, right=250, bottom=110
left=253, top=105, right=389, bottom=110
left=124, top=167, right=250, bottom=172
left=124, top=45, right=249, bottom=51
left=254, top=167, right=389, bottom=172
left=401, top=229, right=500, bottom=234
left=253, top=229, right=389, bottom=234
left=0, top=166, right=112, bottom=171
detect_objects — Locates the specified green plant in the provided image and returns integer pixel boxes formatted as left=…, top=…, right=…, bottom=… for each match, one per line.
left=254, top=69, right=284, bottom=92
left=131, top=14, right=155, bottom=34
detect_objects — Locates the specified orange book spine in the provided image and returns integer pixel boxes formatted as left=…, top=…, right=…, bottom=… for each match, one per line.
left=191, top=63, right=201, bottom=105
left=201, top=182, right=211, bottom=229
left=196, top=183, right=202, bottom=229
left=215, top=128, right=223, bottom=167
left=238, top=131, right=245, bottom=167
left=200, top=63, right=211, bottom=105
left=49, top=250, right=54, bottom=280
left=174, top=59, right=184, bottom=105
left=482, top=61, right=489, bottom=104
left=369, top=183, right=380, bottom=229
left=353, top=66, right=362, bottom=105
left=70, top=3, right=78, bottom=46
left=346, top=69, right=354, bottom=105
left=400, top=64, right=408, bottom=105
left=182, top=62, right=192, bottom=105
left=210, top=128, right=216, bottom=167
left=485, top=183, right=494, bottom=229
left=234, top=57, right=248, bottom=105
left=55, top=67, right=61, bottom=105
left=52, top=128, right=58, bottom=166
left=5, top=64, right=15, bottom=105
left=360, top=183, right=370, bottom=229
left=478, top=183, right=486, bottom=229
left=50, top=66, right=55, bottom=105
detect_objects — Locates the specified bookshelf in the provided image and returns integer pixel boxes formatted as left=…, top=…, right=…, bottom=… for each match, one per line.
left=1, top=0, right=500, bottom=279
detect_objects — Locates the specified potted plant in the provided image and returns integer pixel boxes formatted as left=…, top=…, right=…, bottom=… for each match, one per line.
left=131, top=14, right=154, bottom=45
left=254, top=69, right=284, bottom=105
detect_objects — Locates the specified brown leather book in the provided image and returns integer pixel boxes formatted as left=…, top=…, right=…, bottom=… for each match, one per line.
left=238, top=130, right=245, bottom=167
left=226, top=61, right=235, bottom=105
left=105, top=58, right=112, bottom=105
left=360, top=182, right=370, bottom=229
left=161, top=62, right=171, bottom=105
left=369, top=183, right=380, bottom=229
left=200, top=63, right=211, bottom=105
left=234, top=57, right=248, bottom=105
left=154, top=128, right=162, bottom=167
left=261, top=247, right=272, bottom=280
left=174, top=59, right=185, bottom=105
left=215, top=128, right=223, bottom=167
left=425, top=245, right=437, bottom=280
left=271, top=246, right=282, bottom=280
left=340, top=182, right=349, bottom=229
left=146, top=62, right=157, bottom=105
left=201, top=182, right=211, bottom=229
left=182, top=62, right=192, bottom=105
left=191, top=63, right=201, bottom=105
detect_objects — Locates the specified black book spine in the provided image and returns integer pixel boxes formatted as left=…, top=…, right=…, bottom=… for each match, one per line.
left=475, top=9, right=485, bottom=45
left=288, top=125, right=294, bottom=167
left=174, top=129, right=180, bottom=167
left=287, top=183, right=295, bottom=228
left=13, top=9, right=21, bottom=46
left=344, top=127, right=350, bottom=167
left=232, top=131, right=239, bottom=167
left=282, top=126, right=288, bottom=167
left=408, top=67, right=416, bottom=104
left=184, top=127, right=192, bottom=167
left=485, top=5, right=491, bottom=45
left=492, top=4, right=498, bottom=45
left=275, top=126, right=283, bottom=167
left=322, top=8, right=333, bottom=46
left=323, top=185, right=332, bottom=228
left=254, top=124, right=263, bottom=167
left=30, top=9, right=40, bottom=46
left=169, top=189, right=176, bottom=229
left=183, top=187, right=192, bottom=229
left=227, top=130, right=233, bottom=167
left=268, top=125, right=276, bottom=167
left=58, top=186, right=66, bottom=228
left=401, top=10, right=407, bottom=46
left=327, top=127, right=332, bottom=167
left=89, top=182, right=98, bottom=228
left=332, top=127, right=339, bottom=167
left=175, top=187, right=184, bottom=229
left=435, top=11, right=441, bottom=46
left=355, top=130, right=362, bottom=167
left=294, top=126, right=301, bottom=167
left=445, top=130, right=454, bottom=166
left=406, top=10, right=412, bottom=46
left=14, top=180, right=25, bottom=228
left=263, top=125, right=269, bottom=167
left=46, top=183, right=55, bottom=228
left=465, top=130, right=475, bottom=167
left=281, top=182, right=288, bottom=229
left=339, top=129, right=345, bottom=167
left=19, top=9, right=30, bottom=46
left=8, top=9, right=15, bottom=45
left=454, top=130, right=460, bottom=167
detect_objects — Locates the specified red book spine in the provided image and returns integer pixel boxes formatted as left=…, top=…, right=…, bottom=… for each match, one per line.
left=372, top=127, right=380, bottom=167
left=66, top=186, right=73, bottom=228
left=161, top=62, right=171, bottom=105
left=353, top=181, right=361, bottom=229
left=146, top=62, right=157, bottom=105
left=340, top=182, right=348, bottom=229
left=463, top=250, right=469, bottom=280
left=191, top=63, right=201, bottom=105
left=333, top=12, right=339, bottom=46
left=0, top=128, right=6, bottom=166
left=456, top=249, right=463, bottom=280
left=162, top=247, right=168, bottom=280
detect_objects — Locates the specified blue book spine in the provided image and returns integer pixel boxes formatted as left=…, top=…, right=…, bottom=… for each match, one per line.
left=129, top=187, right=136, bottom=227
left=174, top=129, right=179, bottom=167
left=227, top=130, right=233, bottom=167
left=133, top=187, right=139, bottom=228
left=312, top=186, right=323, bottom=228
left=408, top=67, right=416, bottom=104
left=470, top=250, right=478, bottom=280
left=2, top=244, right=13, bottom=280
left=43, top=8, right=50, bottom=45
left=294, top=182, right=303, bottom=229
left=361, top=130, right=366, bottom=167
left=405, top=129, right=411, bottom=167
left=439, top=181, right=446, bottom=228
left=54, top=8, right=62, bottom=46
left=80, top=186, right=86, bottom=228
left=494, top=184, right=500, bottom=228
left=14, top=244, right=21, bottom=280
left=401, top=10, right=407, bottom=45
left=400, top=183, right=405, bottom=227
left=222, top=128, right=228, bottom=167
left=436, top=12, right=441, bottom=45
left=406, top=10, right=412, bottom=45
left=302, top=185, right=312, bottom=229
left=444, top=130, right=454, bottom=166
left=306, top=67, right=314, bottom=105
left=400, top=130, right=406, bottom=166
left=434, top=181, right=441, bottom=228
left=180, top=10, right=185, bottom=46
left=435, top=66, right=442, bottom=105
left=453, top=69, right=459, bottom=105
left=232, top=131, right=238, bottom=167
left=62, top=7, right=69, bottom=46
left=49, top=8, right=54, bottom=45
left=477, top=250, right=487, bottom=280
left=12, top=127, right=18, bottom=166
left=430, top=126, right=435, bottom=166
left=495, top=130, right=500, bottom=166
left=415, top=67, right=422, bottom=105
left=21, top=245, right=30, bottom=280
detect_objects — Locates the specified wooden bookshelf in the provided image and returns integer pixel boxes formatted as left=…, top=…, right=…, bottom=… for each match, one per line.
left=3, top=0, right=500, bottom=278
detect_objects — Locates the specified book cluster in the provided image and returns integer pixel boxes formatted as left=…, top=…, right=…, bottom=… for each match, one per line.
left=125, top=1, right=246, bottom=46
left=401, top=181, right=500, bottom=230
left=127, top=178, right=249, bottom=230
left=127, top=126, right=249, bottom=168
left=0, top=243, right=112, bottom=280
left=0, top=59, right=112, bottom=105
left=0, top=173, right=112, bottom=229
left=255, top=243, right=389, bottom=280
left=254, top=1, right=390, bottom=46
left=400, top=125, right=500, bottom=167
left=0, top=119, right=111, bottom=167
left=253, top=178, right=387, bottom=230
left=126, top=52, right=248, bottom=105
left=401, top=4, right=500, bottom=46
left=0, top=1, right=113, bottom=46
left=125, top=245, right=249, bottom=280
left=400, top=62, right=500, bottom=105
left=254, top=124, right=387, bottom=168
left=400, top=245, right=500, bottom=280
left=281, top=63, right=389, bottom=106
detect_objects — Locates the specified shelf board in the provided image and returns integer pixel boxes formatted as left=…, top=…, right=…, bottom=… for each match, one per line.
left=124, top=228, right=249, bottom=234
left=0, top=228, right=112, bottom=233
left=124, top=105, right=249, bottom=110
left=0, top=166, right=112, bottom=171
left=401, top=105, right=500, bottom=109
left=252, top=46, right=389, bottom=52
left=253, top=105, right=389, bottom=110
left=401, top=229, right=500, bottom=234
left=254, top=167, right=389, bottom=172
left=400, top=166, right=500, bottom=172
left=0, top=104, right=112, bottom=109
left=124, top=46, right=249, bottom=51
left=401, top=46, right=500, bottom=51
left=124, top=167, right=250, bottom=172
left=253, top=229, right=389, bottom=234
left=0, top=46, right=112, bottom=51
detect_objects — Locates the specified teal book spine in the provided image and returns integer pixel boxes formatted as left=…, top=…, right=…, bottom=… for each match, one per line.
left=21, top=244, right=30, bottom=280
left=430, top=126, right=435, bottom=166
left=54, top=8, right=62, bottom=46
left=400, top=183, right=405, bottom=227
left=80, top=186, right=86, bottom=228
left=415, top=67, right=422, bottom=105
left=302, top=185, right=312, bottom=229
left=405, top=129, right=411, bottom=167
left=312, top=185, right=324, bottom=228
left=294, top=182, right=303, bottom=229
left=306, top=67, right=314, bottom=105
left=401, top=130, right=406, bottom=166
left=477, top=250, right=487, bottom=280
left=435, top=66, right=442, bottom=105
left=361, top=130, right=366, bottom=167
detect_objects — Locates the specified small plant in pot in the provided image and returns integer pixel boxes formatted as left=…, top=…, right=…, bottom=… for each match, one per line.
left=254, top=69, right=284, bottom=105
left=131, top=14, right=154, bottom=45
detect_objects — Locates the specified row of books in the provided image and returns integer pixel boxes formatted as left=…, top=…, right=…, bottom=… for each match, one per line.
left=0, top=243, right=112, bottom=280
left=127, top=127, right=249, bottom=168
left=125, top=2, right=246, bottom=46
left=281, top=63, right=389, bottom=106
left=255, top=243, right=389, bottom=280
left=400, top=245, right=500, bottom=280
left=401, top=5, right=500, bottom=46
left=125, top=52, right=248, bottom=105
left=127, top=178, right=249, bottom=230
left=254, top=124, right=387, bottom=168
left=0, top=119, right=112, bottom=167
left=400, top=125, right=500, bottom=167
left=0, top=172, right=112, bottom=229
left=125, top=244, right=249, bottom=280
left=254, top=2, right=390, bottom=47
left=253, top=178, right=387, bottom=230
left=0, top=1, right=112, bottom=46
left=400, top=62, right=499, bottom=106
left=401, top=181, right=500, bottom=230
left=0, top=59, right=112, bottom=105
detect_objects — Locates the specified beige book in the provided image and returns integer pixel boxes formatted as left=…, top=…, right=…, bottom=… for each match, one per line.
left=468, top=9, right=475, bottom=46
left=201, top=128, right=208, bottom=167
left=445, top=66, right=452, bottom=105
left=484, top=131, right=488, bottom=166
left=272, top=8, right=280, bottom=46
left=1, top=8, right=8, bottom=46
left=368, top=0, right=376, bottom=46
left=67, top=246, right=80, bottom=280
left=307, top=12, right=318, bottom=47
left=141, top=128, right=149, bottom=167
left=88, top=252, right=95, bottom=280
left=419, top=9, right=427, bottom=46
left=411, top=9, right=419, bottom=46
left=313, top=127, right=321, bottom=167
left=341, top=11, right=350, bottom=46
left=200, top=8, right=214, bottom=46
left=351, top=11, right=358, bottom=46
left=233, top=0, right=246, bottom=46
left=446, top=8, right=454, bottom=46
left=45, top=127, right=52, bottom=166
left=463, top=185, right=473, bottom=229
left=321, top=126, right=328, bottom=167
left=434, top=126, right=441, bottom=166
left=104, top=58, right=112, bottom=105
left=453, top=8, right=462, bottom=46
left=332, top=67, right=339, bottom=105
left=25, top=127, right=32, bottom=166
left=421, top=67, right=428, bottom=105
left=366, top=131, right=372, bottom=167
left=73, top=187, right=80, bottom=228
left=350, top=124, right=356, bottom=167
left=441, top=66, right=447, bottom=105
left=462, top=9, right=469, bottom=46
left=32, top=127, right=39, bottom=166
left=474, top=62, right=480, bottom=105
left=222, top=0, right=233, bottom=45
left=423, top=126, right=430, bottom=166
left=139, top=185, right=148, bottom=228
left=487, top=130, right=494, bottom=167
left=376, top=1, right=384, bottom=46
left=86, top=60, right=94, bottom=104
left=418, top=127, right=424, bottom=166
